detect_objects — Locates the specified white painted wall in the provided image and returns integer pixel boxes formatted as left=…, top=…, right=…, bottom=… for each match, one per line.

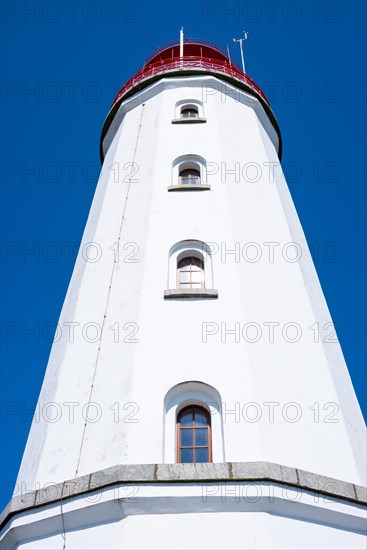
left=14, top=75, right=366, bottom=506
left=11, top=514, right=367, bottom=550
left=2, top=483, right=366, bottom=549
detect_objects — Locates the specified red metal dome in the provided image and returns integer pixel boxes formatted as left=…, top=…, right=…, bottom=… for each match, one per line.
left=144, top=38, right=229, bottom=65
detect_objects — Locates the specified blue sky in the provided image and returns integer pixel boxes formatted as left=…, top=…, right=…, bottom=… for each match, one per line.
left=1, top=1, right=366, bottom=506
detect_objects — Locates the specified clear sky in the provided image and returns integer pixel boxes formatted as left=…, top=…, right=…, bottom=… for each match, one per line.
left=1, top=0, right=366, bottom=507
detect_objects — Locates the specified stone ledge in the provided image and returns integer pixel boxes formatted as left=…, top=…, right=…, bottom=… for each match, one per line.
left=164, top=289, right=218, bottom=299
left=167, top=184, right=211, bottom=191
left=156, top=462, right=230, bottom=481
left=1, top=462, right=366, bottom=530
left=91, top=464, right=155, bottom=488
left=171, top=118, right=207, bottom=124
left=296, top=469, right=356, bottom=501
left=232, top=461, right=298, bottom=486
left=355, top=485, right=367, bottom=502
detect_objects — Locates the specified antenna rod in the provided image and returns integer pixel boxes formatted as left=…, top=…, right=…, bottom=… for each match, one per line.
left=180, top=27, right=184, bottom=58
left=233, top=31, right=249, bottom=73
left=226, top=44, right=232, bottom=66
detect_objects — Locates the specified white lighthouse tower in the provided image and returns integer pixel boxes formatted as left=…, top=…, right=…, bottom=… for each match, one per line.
left=1, top=36, right=366, bottom=549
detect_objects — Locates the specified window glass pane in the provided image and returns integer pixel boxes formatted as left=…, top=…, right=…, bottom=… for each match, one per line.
left=178, top=407, right=211, bottom=464
left=191, top=271, right=203, bottom=283
left=180, top=169, right=200, bottom=178
left=195, top=448, right=208, bottom=463
left=178, top=258, right=189, bottom=268
left=194, top=412, right=207, bottom=427
left=178, top=257, right=203, bottom=269
left=180, top=449, right=193, bottom=463
left=195, top=428, right=208, bottom=446
left=180, top=411, right=193, bottom=427
left=180, top=429, right=193, bottom=447
left=180, top=282, right=190, bottom=288
left=192, top=257, right=204, bottom=269
left=180, top=271, right=190, bottom=283
left=180, top=177, right=200, bottom=186
left=181, top=108, right=198, bottom=118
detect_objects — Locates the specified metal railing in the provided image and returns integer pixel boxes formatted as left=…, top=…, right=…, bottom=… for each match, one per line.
left=111, top=56, right=269, bottom=108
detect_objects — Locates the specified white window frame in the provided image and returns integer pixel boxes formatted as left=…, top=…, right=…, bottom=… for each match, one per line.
left=167, top=240, right=215, bottom=290
left=172, top=155, right=207, bottom=188
left=174, top=99, right=204, bottom=120
left=163, top=381, right=225, bottom=463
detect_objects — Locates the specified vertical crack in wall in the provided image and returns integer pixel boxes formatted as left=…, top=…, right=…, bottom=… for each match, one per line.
left=74, top=104, right=146, bottom=479
left=60, top=482, right=67, bottom=549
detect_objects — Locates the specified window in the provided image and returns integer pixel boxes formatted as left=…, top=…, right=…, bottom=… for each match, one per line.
left=164, top=381, right=224, bottom=463
left=173, top=100, right=205, bottom=123
left=181, top=106, right=199, bottom=119
left=169, top=155, right=210, bottom=191
left=177, top=255, right=205, bottom=289
left=164, top=240, right=218, bottom=298
left=177, top=406, right=212, bottom=463
left=179, top=167, right=201, bottom=186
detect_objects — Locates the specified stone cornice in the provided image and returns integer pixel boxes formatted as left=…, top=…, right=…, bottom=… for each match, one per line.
left=1, top=461, right=366, bottom=530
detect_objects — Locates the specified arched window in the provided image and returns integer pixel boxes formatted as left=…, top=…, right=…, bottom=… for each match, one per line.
left=179, top=167, right=201, bottom=186
left=180, top=106, right=199, bottom=119
left=176, top=406, right=212, bottom=463
left=173, top=101, right=205, bottom=123
left=164, top=240, right=218, bottom=298
left=177, top=255, right=205, bottom=289
left=164, top=381, right=224, bottom=463
left=169, top=155, right=209, bottom=192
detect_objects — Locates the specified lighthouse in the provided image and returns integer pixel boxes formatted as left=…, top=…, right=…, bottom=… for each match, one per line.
left=1, top=35, right=366, bottom=549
